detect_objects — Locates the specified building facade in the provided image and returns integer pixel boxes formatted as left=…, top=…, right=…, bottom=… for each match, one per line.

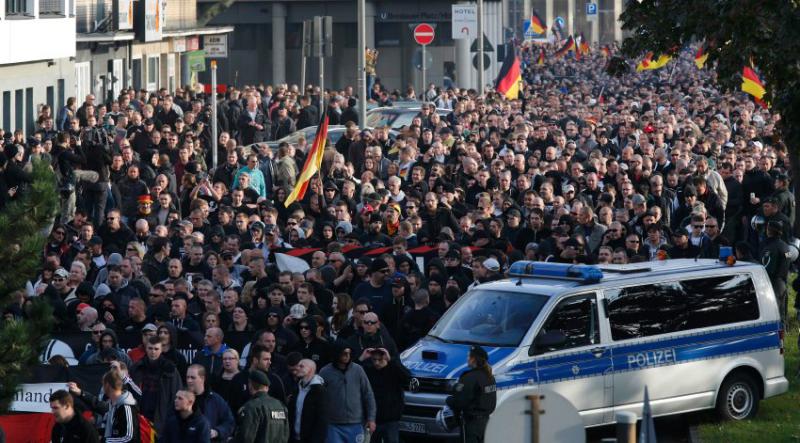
left=199, top=0, right=625, bottom=92
left=0, top=0, right=75, bottom=135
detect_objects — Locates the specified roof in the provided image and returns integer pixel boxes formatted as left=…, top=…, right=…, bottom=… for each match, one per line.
left=479, top=259, right=759, bottom=294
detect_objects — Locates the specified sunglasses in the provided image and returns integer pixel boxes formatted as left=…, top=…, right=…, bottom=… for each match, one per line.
left=363, top=320, right=378, bottom=325
left=299, top=325, right=311, bottom=330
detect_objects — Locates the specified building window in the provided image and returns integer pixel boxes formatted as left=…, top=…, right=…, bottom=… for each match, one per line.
left=147, top=56, right=160, bottom=92
left=2, top=92, right=10, bottom=132
left=25, top=88, right=34, bottom=135
left=75, top=62, right=91, bottom=103
left=6, top=0, right=32, bottom=15
left=14, top=90, right=23, bottom=132
left=39, top=0, right=65, bottom=16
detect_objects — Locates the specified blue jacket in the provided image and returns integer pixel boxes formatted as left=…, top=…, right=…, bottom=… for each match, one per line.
left=194, top=343, right=229, bottom=378
left=160, top=411, right=211, bottom=443
left=195, top=390, right=235, bottom=441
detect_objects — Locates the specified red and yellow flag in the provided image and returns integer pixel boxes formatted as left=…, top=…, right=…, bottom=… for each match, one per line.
left=285, top=116, right=329, bottom=205
left=601, top=45, right=610, bottom=57
left=536, top=47, right=545, bottom=65
left=554, top=36, right=574, bottom=58
left=741, top=66, right=767, bottom=108
left=636, top=52, right=672, bottom=71
left=694, top=45, right=708, bottom=69
left=495, top=50, right=523, bottom=99
left=579, top=33, right=590, bottom=55
left=530, top=10, right=547, bottom=35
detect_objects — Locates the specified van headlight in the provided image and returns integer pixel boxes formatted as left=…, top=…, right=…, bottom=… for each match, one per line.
left=446, top=379, right=459, bottom=392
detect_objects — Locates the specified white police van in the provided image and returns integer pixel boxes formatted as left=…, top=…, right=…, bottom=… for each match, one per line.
left=400, top=259, right=789, bottom=436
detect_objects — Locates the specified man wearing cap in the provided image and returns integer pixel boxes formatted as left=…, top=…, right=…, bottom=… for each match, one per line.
left=760, top=197, right=792, bottom=243
left=759, top=220, right=791, bottom=321
left=353, top=258, right=394, bottom=314
left=234, top=368, right=290, bottom=443
left=469, top=258, right=502, bottom=289
left=445, top=345, right=497, bottom=443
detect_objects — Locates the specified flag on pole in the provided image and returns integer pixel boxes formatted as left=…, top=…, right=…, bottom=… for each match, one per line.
left=536, top=47, right=545, bottom=65
left=579, top=33, right=590, bottom=55
left=601, top=45, right=611, bottom=57
left=554, top=36, right=575, bottom=58
left=741, top=66, right=767, bottom=108
left=694, top=45, right=709, bottom=69
left=529, top=9, right=547, bottom=34
left=636, top=52, right=672, bottom=71
left=495, top=49, right=523, bottom=99
left=285, top=116, right=329, bottom=205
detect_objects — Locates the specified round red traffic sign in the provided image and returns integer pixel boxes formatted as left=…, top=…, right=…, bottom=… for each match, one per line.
left=414, top=23, right=435, bottom=46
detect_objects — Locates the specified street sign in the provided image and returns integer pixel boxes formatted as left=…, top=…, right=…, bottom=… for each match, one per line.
left=413, top=47, right=434, bottom=71
left=204, top=35, right=228, bottom=58
left=586, top=3, right=597, bottom=15
left=414, top=23, right=435, bottom=45
left=470, top=34, right=494, bottom=52
left=451, top=4, right=477, bottom=39
left=472, top=53, right=491, bottom=70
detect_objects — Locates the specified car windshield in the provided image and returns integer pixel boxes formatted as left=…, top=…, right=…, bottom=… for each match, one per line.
left=428, top=289, right=548, bottom=347
left=366, top=110, right=419, bottom=129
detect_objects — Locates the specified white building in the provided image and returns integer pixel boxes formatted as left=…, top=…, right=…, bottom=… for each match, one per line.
left=0, top=0, right=75, bottom=135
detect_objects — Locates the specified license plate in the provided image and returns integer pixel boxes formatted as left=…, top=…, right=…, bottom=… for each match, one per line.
left=399, top=421, right=427, bottom=433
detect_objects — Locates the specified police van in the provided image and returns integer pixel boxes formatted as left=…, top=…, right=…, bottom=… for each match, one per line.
left=400, top=259, right=789, bottom=436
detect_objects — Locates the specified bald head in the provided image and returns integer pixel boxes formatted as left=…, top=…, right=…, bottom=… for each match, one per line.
left=297, top=359, right=317, bottom=381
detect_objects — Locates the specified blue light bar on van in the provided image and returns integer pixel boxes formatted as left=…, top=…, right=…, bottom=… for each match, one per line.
left=507, top=261, right=604, bottom=284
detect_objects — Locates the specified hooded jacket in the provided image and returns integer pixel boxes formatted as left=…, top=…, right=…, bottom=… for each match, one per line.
left=86, top=329, right=134, bottom=367
left=129, top=356, right=183, bottom=433
left=319, top=344, right=376, bottom=425
left=159, top=322, right=189, bottom=377
left=364, top=359, right=412, bottom=423
left=78, top=389, right=140, bottom=443
left=288, top=374, right=327, bottom=443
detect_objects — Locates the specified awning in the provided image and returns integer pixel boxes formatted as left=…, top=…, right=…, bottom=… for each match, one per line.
left=162, top=26, right=234, bottom=38
left=76, top=32, right=135, bottom=43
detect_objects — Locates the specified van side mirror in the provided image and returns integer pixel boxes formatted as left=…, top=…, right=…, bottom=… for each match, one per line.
left=530, top=330, right=567, bottom=355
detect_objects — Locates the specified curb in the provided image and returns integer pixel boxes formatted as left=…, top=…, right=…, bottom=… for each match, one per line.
left=688, top=425, right=701, bottom=443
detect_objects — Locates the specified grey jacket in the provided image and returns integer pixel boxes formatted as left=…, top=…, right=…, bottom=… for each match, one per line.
left=320, top=362, right=376, bottom=424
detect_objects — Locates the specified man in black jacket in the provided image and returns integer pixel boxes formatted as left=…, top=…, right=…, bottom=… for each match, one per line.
left=364, top=348, right=411, bottom=443
left=238, top=97, right=269, bottom=145
left=82, top=114, right=112, bottom=225
left=49, top=389, right=100, bottom=443
left=288, top=359, right=327, bottom=443
left=130, top=337, right=184, bottom=433
left=296, top=96, right=319, bottom=130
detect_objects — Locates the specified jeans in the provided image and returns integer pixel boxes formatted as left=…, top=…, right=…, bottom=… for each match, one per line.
left=86, top=181, right=109, bottom=226
left=326, top=423, right=365, bottom=443
left=372, top=422, right=399, bottom=443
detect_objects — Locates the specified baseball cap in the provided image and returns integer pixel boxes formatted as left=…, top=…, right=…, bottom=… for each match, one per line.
left=369, top=258, right=389, bottom=274
left=54, top=268, right=69, bottom=278
left=141, top=323, right=158, bottom=332
left=391, top=276, right=406, bottom=287
left=482, top=258, right=501, bottom=272
left=289, top=304, right=307, bottom=319
left=250, top=221, right=266, bottom=232
left=76, top=303, right=91, bottom=313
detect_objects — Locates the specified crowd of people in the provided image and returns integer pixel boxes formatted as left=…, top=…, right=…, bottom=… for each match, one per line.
left=0, top=41, right=796, bottom=443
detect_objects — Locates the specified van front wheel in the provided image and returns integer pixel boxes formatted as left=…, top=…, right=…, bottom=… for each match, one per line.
left=716, top=374, right=760, bottom=421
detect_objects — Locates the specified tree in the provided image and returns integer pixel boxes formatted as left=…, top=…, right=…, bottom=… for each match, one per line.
left=619, top=0, right=800, bottom=234
left=0, top=159, right=57, bottom=412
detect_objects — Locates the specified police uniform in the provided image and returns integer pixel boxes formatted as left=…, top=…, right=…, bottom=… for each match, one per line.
left=773, top=174, right=795, bottom=227
left=760, top=220, right=791, bottom=321
left=234, top=369, right=290, bottom=443
left=445, top=346, right=497, bottom=443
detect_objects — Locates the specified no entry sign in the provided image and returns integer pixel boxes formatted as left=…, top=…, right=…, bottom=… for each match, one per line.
left=414, top=23, right=435, bottom=45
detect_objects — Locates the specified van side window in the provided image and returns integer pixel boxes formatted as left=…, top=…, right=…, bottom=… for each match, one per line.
left=606, top=274, right=760, bottom=341
left=534, top=294, right=599, bottom=354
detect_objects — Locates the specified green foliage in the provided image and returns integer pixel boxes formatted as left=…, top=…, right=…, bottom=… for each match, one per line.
left=0, top=159, right=57, bottom=412
left=619, top=0, right=800, bottom=234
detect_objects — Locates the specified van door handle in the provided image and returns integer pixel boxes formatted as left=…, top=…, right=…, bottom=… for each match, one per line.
left=590, top=347, right=606, bottom=357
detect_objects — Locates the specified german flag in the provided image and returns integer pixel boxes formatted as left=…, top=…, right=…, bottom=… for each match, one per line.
left=536, top=47, right=545, bottom=65
left=554, top=36, right=574, bottom=58
left=636, top=52, right=672, bottom=71
left=694, top=45, right=708, bottom=69
left=741, top=66, right=767, bottom=108
left=601, top=45, right=611, bottom=57
left=579, top=33, right=590, bottom=55
left=495, top=49, right=522, bottom=99
left=529, top=9, right=547, bottom=35
left=285, top=115, right=329, bottom=205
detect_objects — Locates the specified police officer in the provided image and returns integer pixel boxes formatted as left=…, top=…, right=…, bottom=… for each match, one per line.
left=445, top=345, right=497, bottom=443
left=234, top=369, right=290, bottom=443
left=760, top=220, right=791, bottom=322
left=772, top=173, right=795, bottom=228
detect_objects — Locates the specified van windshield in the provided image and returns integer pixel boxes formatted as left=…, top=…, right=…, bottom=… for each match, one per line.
left=428, top=289, right=548, bottom=347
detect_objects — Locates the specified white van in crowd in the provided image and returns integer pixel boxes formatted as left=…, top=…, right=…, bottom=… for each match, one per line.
left=400, top=259, right=789, bottom=436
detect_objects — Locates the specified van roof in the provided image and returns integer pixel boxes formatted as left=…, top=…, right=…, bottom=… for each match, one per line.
left=481, top=259, right=760, bottom=296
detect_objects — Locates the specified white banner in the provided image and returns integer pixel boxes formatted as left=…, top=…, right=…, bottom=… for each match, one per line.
left=10, top=383, right=69, bottom=413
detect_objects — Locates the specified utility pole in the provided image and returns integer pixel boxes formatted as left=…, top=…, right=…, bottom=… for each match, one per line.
left=357, top=0, right=367, bottom=127
left=211, top=60, right=218, bottom=170
left=478, top=0, right=484, bottom=95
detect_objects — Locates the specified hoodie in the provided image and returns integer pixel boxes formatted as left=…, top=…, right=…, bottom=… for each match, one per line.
left=319, top=344, right=376, bottom=425
left=86, top=330, right=134, bottom=367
